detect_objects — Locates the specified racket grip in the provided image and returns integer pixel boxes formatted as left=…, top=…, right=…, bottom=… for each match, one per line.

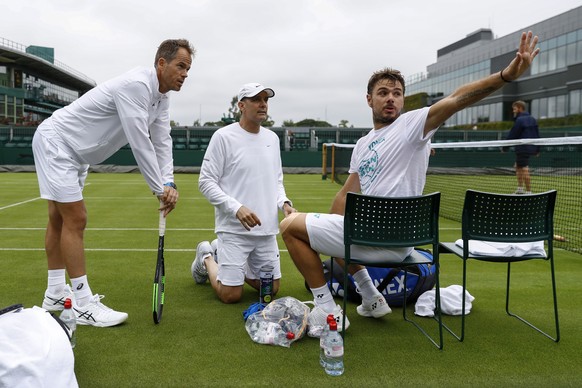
left=159, top=201, right=167, bottom=236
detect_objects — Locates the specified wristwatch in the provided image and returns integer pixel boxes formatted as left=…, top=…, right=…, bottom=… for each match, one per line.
left=164, top=182, right=178, bottom=190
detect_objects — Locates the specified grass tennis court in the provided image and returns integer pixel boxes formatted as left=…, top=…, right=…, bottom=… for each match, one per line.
left=1, top=172, right=581, bottom=387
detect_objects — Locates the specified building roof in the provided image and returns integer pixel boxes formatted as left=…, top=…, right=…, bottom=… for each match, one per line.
left=0, top=40, right=96, bottom=93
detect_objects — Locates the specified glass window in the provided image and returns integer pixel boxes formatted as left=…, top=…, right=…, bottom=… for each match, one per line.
left=556, top=95, right=566, bottom=117
left=538, top=51, right=548, bottom=73
left=531, top=99, right=540, bottom=118
left=566, top=43, right=577, bottom=66
left=548, top=48, right=557, bottom=71
left=557, top=46, right=566, bottom=69
left=570, top=90, right=581, bottom=115
left=548, top=96, right=557, bottom=118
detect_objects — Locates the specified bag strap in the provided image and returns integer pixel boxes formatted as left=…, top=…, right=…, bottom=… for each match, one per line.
left=375, top=269, right=400, bottom=294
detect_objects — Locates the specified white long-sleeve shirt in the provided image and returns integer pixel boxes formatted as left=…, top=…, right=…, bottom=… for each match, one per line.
left=39, top=67, right=174, bottom=195
left=199, top=123, right=291, bottom=235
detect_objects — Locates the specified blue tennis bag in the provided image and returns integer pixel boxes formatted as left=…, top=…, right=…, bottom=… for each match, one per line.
left=310, top=249, right=436, bottom=307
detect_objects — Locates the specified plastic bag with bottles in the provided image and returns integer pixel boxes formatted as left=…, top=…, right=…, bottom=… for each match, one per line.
left=244, top=296, right=310, bottom=348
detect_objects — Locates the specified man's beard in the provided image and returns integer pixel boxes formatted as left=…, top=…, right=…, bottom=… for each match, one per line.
left=373, top=112, right=398, bottom=127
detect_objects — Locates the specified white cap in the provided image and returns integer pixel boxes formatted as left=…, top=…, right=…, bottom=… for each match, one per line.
left=237, top=83, right=275, bottom=101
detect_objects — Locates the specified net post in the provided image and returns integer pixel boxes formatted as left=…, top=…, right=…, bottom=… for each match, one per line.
left=331, top=144, right=336, bottom=183
left=322, top=143, right=327, bottom=180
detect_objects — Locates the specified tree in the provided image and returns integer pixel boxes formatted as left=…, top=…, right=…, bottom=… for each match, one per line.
left=227, top=96, right=241, bottom=122
left=338, top=120, right=351, bottom=128
left=294, top=119, right=332, bottom=127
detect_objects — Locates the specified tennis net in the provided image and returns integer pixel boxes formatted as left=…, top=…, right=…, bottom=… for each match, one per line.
left=322, top=136, right=582, bottom=253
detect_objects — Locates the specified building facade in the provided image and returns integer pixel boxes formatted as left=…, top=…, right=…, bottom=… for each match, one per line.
left=406, top=6, right=582, bottom=126
left=0, top=37, right=95, bottom=126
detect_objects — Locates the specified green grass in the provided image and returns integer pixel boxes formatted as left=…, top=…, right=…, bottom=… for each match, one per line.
left=1, top=172, right=581, bottom=387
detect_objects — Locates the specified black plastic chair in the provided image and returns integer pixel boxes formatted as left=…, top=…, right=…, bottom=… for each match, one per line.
left=342, top=192, right=443, bottom=349
left=439, top=189, right=559, bottom=342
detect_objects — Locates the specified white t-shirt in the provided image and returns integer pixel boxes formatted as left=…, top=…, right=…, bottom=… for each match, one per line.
left=199, top=123, right=291, bottom=235
left=349, top=107, right=436, bottom=197
left=37, top=67, right=173, bottom=195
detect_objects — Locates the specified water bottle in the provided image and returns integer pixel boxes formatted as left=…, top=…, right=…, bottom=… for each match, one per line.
left=259, top=265, right=274, bottom=305
left=323, top=321, right=344, bottom=376
left=320, top=314, right=335, bottom=367
left=60, top=297, right=76, bottom=349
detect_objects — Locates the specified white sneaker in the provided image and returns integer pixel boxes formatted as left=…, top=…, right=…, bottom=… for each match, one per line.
left=191, top=241, right=212, bottom=284
left=74, top=294, right=128, bottom=327
left=42, top=284, right=75, bottom=312
left=307, top=303, right=350, bottom=338
left=357, top=294, right=392, bottom=318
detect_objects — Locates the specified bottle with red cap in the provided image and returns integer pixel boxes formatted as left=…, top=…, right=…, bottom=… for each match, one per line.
left=323, top=320, right=344, bottom=376
left=320, top=314, right=335, bottom=368
left=60, top=297, right=77, bottom=349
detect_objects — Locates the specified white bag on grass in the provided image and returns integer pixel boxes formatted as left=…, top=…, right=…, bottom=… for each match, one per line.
left=0, top=306, right=78, bottom=388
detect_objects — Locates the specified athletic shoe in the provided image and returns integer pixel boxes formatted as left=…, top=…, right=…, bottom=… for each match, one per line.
left=42, top=284, right=75, bottom=312
left=210, top=239, right=218, bottom=263
left=357, top=294, right=392, bottom=318
left=191, top=241, right=212, bottom=284
left=74, top=294, right=128, bottom=327
left=514, top=188, right=525, bottom=194
left=307, top=303, right=350, bottom=338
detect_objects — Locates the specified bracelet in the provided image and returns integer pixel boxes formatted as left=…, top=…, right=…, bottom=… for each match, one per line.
left=164, top=182, right=177, bottom=190
left=283, top=201, right=292, bottom=207
left=500, top=69, right=511, bottom=83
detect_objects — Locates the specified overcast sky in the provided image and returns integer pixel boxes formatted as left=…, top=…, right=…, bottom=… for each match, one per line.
left=6, top=1, right=581, bottom=127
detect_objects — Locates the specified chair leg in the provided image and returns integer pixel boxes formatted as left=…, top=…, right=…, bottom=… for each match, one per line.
left=505, top=260, right=560, bottom=342
left=441, top=259, right=466, bottom=342
left=402, top=267, right=444, bottom=349
left=341, top=260, right=349, bottom=341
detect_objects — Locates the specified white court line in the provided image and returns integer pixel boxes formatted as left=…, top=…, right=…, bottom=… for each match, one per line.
left=0, top=227, right=215, bottom=231
left=0, top=247, right=291, bottom=252
left=0, top=197, right=42, bottom=211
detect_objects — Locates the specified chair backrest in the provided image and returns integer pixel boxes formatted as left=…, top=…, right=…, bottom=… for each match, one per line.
left=462, top=190, right=557, bottom=246
left=344, top=192, right=440, bottom=248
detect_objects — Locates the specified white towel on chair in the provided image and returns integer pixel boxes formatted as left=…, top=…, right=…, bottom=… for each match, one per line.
left=455, top=239, right=546, bottom=257
left=414, top=285, right=475, bottom=317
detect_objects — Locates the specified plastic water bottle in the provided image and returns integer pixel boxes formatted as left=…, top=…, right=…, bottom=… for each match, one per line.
left=323, top=321, right=344, bottom=376
left=320, top=314, right=335, bottom=367
left=259, top=265, right=274, bottom=305
left=60, top=297, right=76, bottom=349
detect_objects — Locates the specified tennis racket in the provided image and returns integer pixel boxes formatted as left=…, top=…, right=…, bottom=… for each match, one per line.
left=152, top=205, right=166, bottom=324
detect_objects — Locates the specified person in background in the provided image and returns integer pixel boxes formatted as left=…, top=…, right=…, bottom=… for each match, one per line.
left=506, top=100, right=540, bottom=194
left=280, top=31, right=540, bottom=337
left=192, top=83, right=296, bottom=303
left=33, top=39, right=195, bottom=327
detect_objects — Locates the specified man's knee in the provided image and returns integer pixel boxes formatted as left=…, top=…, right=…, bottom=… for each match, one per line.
left=280, top=212, right=306, bottom=241
left=216, top=284, right=244, bottom=304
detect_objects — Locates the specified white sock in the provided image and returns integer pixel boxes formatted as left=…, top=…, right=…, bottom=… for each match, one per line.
left=352, top=269, right=381, bottom=300
left=47, top=269, right=66, bottom=295
left=310, top=285, right=336, bottom=313
left=70, top=275, right=93, bottom=306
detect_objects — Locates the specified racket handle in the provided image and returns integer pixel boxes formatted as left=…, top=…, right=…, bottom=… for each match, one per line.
left=159, top=201, right=167, bottom=236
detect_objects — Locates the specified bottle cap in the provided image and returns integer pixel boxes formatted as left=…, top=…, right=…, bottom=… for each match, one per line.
left=329, top=321, right=338, bottom=331
left=64, top=298, right=72, bottom=309
left=286, top=332, right=295, bottom=340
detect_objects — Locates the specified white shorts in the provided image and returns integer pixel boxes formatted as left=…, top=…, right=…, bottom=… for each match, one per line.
left=305, top=213, right=412, bottom=264
left=32, top=124, right=89, bottom=203
left=216, top=233, right=282, bottom=287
